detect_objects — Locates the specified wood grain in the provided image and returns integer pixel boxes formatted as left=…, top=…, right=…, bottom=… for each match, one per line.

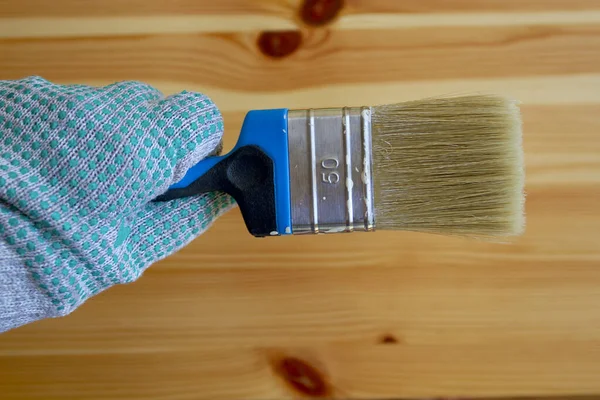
left=3, top=26, right=600, bottom=91
left=1, top=0, right=600, bottom=18
left=5, top=2, right=600, bottom=38
left=1, top=0, right=600, bottom=399
left=6, top=13, right=600, bottom=39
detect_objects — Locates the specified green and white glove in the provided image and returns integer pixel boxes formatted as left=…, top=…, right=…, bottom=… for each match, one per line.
left=0, top=77, right=234, bottom=332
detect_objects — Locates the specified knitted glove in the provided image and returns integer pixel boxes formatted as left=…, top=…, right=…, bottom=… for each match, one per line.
left=0, top=77, right=234, bottom=332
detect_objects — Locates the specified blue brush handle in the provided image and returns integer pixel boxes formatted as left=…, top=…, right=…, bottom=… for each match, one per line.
left=163, top=109, right=292, bottom=236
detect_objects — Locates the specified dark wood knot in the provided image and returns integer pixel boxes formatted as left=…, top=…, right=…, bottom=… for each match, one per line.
left=274, top=356, right=331, bottom=397
left=257, top=30, right=303, bottom=59
left=300, top=0, right=345, bottom=26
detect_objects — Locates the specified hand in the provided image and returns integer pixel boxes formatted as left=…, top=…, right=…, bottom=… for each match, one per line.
left=0, top=77, right=234, bottom=332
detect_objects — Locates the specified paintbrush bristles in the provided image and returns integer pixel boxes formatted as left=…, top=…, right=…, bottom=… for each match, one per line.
left=371, top=95, right=525, bottom=239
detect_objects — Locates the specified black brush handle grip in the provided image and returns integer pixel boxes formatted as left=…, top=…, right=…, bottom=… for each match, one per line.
left=155, top=146, right=277, bottom=237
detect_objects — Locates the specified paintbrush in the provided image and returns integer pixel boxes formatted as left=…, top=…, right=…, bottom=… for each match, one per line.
left=156, top=94, right=525, bottom=240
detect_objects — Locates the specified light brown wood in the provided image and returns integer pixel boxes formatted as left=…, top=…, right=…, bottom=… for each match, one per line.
left=1, top=0, right=600, bottom=399
left=3, top=26, right=600, bottom=90
left=1, top=0, right=599, bottom=17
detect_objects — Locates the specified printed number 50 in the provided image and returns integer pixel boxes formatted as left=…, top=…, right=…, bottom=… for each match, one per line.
left=321, top=158, right=340, bottom=184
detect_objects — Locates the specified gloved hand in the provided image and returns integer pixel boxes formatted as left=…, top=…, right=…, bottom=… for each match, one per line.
left=0, top=77, right=234, bottom=332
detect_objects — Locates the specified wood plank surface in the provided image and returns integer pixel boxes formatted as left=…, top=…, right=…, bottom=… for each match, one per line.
left=1, top=0, right=600, bottom=399
left=3, top=26, right=600, bottom=90
left=2, top=0, right=600, bottom=18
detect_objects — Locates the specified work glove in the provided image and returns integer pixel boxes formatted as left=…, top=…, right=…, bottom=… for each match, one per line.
left=0, top=77, right=234, bottom=332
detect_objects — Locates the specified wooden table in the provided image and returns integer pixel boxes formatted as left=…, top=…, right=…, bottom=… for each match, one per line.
left=1, top=1, right=600, bottom=399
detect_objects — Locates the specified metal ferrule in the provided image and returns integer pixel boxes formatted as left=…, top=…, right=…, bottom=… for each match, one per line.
left=288, top=107, right=375, bottom=234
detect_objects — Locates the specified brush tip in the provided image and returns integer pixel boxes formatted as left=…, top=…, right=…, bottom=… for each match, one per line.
left=371, top=94, right=525, bottom=240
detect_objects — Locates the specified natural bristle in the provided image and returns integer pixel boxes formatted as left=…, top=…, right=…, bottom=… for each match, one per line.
left=372, top=94, right=525, bottom=239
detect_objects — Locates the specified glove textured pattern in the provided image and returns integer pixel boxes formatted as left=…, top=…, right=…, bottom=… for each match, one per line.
left=0, top=77, right=233, bottom=332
